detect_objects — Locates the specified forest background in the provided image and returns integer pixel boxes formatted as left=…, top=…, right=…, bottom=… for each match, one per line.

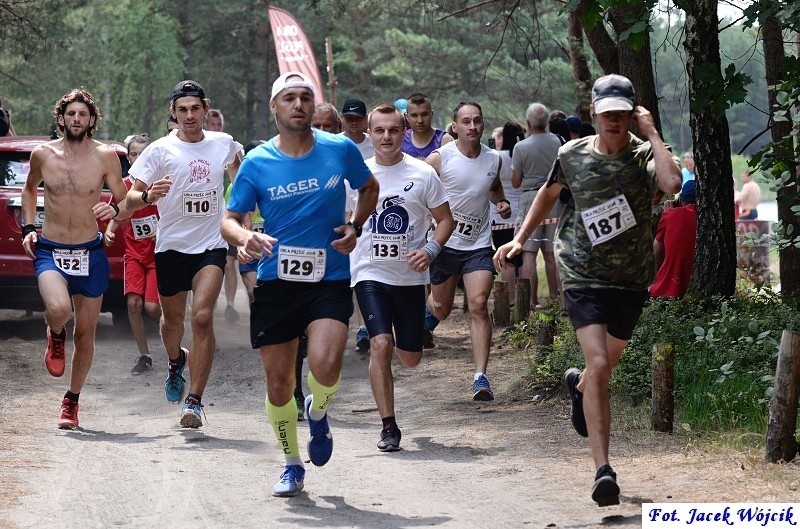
left=0, top=0, right=775, bottom=159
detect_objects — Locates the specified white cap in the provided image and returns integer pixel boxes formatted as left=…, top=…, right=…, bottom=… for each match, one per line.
left=270, top=72, right=316, bottom=101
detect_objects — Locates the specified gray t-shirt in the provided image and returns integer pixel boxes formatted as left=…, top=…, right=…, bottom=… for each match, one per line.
left=511, top=132, right=562, bottom=191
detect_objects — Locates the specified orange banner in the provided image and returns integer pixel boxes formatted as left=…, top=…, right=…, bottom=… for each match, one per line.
left=268, top=6, right=324, bottom=104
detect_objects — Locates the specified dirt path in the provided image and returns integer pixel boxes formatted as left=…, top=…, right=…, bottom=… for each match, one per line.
left=0, top=290, right=798, bottom=529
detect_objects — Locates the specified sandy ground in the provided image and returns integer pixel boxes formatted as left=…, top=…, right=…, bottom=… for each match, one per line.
left=1, top=287, right=798, bottom=529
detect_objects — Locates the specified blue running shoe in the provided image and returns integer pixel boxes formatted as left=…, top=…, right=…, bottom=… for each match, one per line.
left=165, top=348, right=187, bottom=403
left=472, top=373, right=494, bottom=401
left=180, top=396, right=203, bottom=428
left=304, top=395, right=333, bottom=466
left=272, top=465, right=305, bottom=497
left=355, top=326, right=369, bottom=353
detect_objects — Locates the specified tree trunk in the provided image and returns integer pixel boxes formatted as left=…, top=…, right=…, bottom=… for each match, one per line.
left=575, top=0, right=618, bottom=75
left=684, top=0, right=737, bottom=297
left=762, top=16, right=800, bottom=300
left=651, top=343, right=675, bottom=433
left=567, top=11, right=593, bottom=121
left=608, top=4, right=661, bottom=134
left=765, top=330, right=800, bottom=463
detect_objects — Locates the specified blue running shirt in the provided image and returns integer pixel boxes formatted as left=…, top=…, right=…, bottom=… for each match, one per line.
left=228, top=130, right=372, bottom=281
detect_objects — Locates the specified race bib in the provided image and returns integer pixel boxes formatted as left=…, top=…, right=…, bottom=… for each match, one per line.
left=370, top=233, right=408, bottom=262
left=53, top=248, right=89, bottom=277
left=278, top=245, right=326, bottom=283
left=131, top=215, right=157, bottom=240
left=182, top=189, right=218, bottom=217
left=452, top=211, right=482, bottom=241
left=251, top=220, right=264, bottom=234
left=580, top=194, right=637, bottom=245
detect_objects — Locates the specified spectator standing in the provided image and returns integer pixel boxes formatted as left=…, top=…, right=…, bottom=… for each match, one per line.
left=651, top=180, right=697, bottom=298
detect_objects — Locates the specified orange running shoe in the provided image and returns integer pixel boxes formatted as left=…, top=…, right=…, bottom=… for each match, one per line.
left=57, top=397, right=79, bottom=429
left=45, top=326, right=66, bottom=377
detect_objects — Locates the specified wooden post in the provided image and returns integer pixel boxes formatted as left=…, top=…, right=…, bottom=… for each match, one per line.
left=325, top=36, right=337, bottom=105
left=765, top=330, right=800, bottom=463
left=535, top=310, right=556, bottom=359
left=513, top=278, right=531, bottom=324
left=492, top=280, right=510, bottom=328
left=651, top=342, right=674, bottom=433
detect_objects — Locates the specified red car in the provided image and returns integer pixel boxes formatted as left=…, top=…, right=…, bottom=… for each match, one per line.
left=0, top=136, right=129, bottom=322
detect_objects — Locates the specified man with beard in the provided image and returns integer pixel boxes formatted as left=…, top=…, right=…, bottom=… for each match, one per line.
left=21, top=87, right=134, bottom=429
left=222, top=72, right=379, bottom=498
left=125, top=80, right=243, bottom=428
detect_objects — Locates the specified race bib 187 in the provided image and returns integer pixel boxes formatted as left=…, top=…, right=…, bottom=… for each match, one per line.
left=580, top=194, right=637, bottom=245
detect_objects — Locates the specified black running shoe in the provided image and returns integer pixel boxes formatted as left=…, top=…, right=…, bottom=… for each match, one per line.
left=563, top=368, right=588, bottom=437
left=591, top=464, right=620, bottom=506
left=131, top=354, right=152, bottom=375
left=422, top=328, right=435, bottom=349
left=377, top=425, right=402, bottom=452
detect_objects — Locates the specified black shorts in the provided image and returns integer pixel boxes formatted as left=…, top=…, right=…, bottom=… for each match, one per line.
left=564, top=288, right=649, bottom=341
left=155, top=248, right=227, bottom=297
left=250, top=279, right=353, bottom=347
left=354, top=281, right=425, bottom=352
left=491, top=226, right=522, bottom=268
left=429, top=247, right=496, bottom=285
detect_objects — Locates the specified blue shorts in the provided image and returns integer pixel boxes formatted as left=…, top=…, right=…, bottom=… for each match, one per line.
left=354, top=281, right=425, bottom=352
left=250, top=279, right=353, bottom=347
left=429, top=247, right=496, bottom=285
left=34, top=234, right=109, bottom=298
left=239, top=259, right=258, bottom=274
left=564, top=288, right=649, bottom=341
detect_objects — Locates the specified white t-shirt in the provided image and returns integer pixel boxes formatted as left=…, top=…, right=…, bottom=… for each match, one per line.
left=436, top=142, right=500, bottom=251
left=490, top=149, right=520, bottom=226
left=129, top=130, right=242, bottom=254
left=350, top=154, right=449, bottom=287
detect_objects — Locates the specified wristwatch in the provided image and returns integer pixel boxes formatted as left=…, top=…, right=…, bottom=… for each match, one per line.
left=348, top=221, right=362, bottom=238
left=141, top=190, right=150, bottom=204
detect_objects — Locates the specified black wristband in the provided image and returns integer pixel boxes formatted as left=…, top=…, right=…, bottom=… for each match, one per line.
left=141, top=189, right=150, bottom=204
left=110, top=203, right=120, bottom=218
left=347, top=221, right=362, bottom=238
left=21, top=224, right=37, bottom=237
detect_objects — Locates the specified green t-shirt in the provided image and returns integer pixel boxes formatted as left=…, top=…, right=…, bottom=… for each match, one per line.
left=554, top=133, right=667, bottom=291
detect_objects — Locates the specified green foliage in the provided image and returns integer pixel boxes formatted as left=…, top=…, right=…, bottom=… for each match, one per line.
left=689, top=63, right=753, bottom=121
left=512, top=292, right=800, bottom=433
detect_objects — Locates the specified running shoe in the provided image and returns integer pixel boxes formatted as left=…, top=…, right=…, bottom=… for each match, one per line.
left=225, top=304, right=239, bottom=323
left=165, top=348, right=187, bottom=403
left=355, top=326, right=369, bottom=353
left=472, top=373, right=494, bottom=401
left=377, top=425, right=402, bottom=452
left=295, top=394, right=305, bottom=422
left=180, top=396, right=203, bottom=428
left=591, top=464, right=620, bottom=506
left=57, top=397, right=79, bottom=429
left=422, top=328, right=435, bottom=350
left=563, top=368, right=588, bottom=437
left=131, top=354, right=152, bottom=375
left=272, top=464, right=305, bottom=497
left=44, top=326, right=66, bottom=377
left=304, top=395, right=333, bottom=466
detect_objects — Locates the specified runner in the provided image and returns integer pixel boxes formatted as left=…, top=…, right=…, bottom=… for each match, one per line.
left=423, top=101, right=511, bottom=401
left=104, top=133, right=161, bottom=375
left=21, top=87, right=133, bottom=429
left=125, top=80, right=243, bottom=428
left=221, top=72, right=379, bottom=498
left=352, top=102, right=453, bottom=451
left=493, top=74, right=681, bottom=506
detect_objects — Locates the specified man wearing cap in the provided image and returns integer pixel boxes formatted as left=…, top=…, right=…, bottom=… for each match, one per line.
left=651, top=180, right=697, bottom=298
left=494, top=74, right=681, bottom=506
left=340, top=98, right=374, bottom=159
left=126, top=80, right=243, bottom=428
left=222, top=72, right=379, bottom=498
left=402, top=92, right=453, bottom=160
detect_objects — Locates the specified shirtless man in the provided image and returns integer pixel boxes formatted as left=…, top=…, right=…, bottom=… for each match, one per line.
left=21, top=87, right=133, bottom=429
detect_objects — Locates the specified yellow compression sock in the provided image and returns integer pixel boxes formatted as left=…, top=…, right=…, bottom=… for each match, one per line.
left=306, top=372, right=341, bottom=421
left=265, top=395, right=301, bottom=463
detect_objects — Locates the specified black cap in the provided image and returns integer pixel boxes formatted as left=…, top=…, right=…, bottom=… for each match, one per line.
left=341, top=99, right=367, bottom=118
left=172, top=80, right=205, bottom=102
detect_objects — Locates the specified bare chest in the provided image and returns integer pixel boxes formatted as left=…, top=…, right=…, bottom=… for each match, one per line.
left=42, top=156, right=106, bottom=199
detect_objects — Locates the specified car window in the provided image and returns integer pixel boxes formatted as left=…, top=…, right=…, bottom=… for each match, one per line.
left=0, top=151, right=128, bottom=188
